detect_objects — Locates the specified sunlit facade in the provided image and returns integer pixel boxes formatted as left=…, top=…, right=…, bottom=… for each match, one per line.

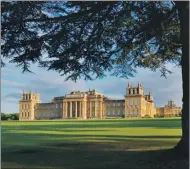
left=19, top=83, right=175, bottom=120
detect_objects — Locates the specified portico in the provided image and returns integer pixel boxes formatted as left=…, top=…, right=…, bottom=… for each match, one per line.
left=63, top=100, right=86, bottom=118
left=62, top=90, right=104, bottom=119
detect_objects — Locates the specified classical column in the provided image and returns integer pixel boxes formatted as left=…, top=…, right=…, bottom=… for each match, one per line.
left=84, top=101, right=87, bottom=119
left=100, top=101, right=102, bottom=119
left=80, top=101, right=82, bottom=118
left=89, top=101, right=92, bottom=118
left=81, top=101, right=83, bottom=118
left=94, top=101, right=96, bottom=118
left=75, top=101, right=77, bottom=118
left=70, top=101, right=72, bottom=118
left=65, top=102, right=67, bottom=118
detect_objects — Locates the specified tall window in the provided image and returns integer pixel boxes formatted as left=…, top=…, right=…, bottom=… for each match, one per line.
left=135, top=100, right=137, bottom=105
left=56, top=104, right=58, bottom=108
left=60, top=103, right=62, bottom=108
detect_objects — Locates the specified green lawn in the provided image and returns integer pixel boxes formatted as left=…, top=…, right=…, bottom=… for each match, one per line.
left=1, top=118, right=188, bottom=169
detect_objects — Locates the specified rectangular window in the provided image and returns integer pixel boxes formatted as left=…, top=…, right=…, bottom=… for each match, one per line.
left=134, top=100, right=136, bottom=105
left=113, top=103, right=115, bottom=106
left=60, top=104, right=62, bottom=108
left=56, top=104, right=58, bottom=108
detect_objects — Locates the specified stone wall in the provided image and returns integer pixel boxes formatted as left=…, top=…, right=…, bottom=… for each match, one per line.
left=34, top=103, right=63, bottom=120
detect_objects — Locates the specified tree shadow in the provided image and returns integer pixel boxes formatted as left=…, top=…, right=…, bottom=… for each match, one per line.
left=2, top=119, right=184, bottom=168
left=2, top=142, right=188, bottom=169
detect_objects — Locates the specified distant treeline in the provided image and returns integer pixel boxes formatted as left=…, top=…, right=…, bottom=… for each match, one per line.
left=1, top=113, right=19, bottom=120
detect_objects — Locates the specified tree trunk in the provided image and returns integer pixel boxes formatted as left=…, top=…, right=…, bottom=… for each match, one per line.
left=174, top=1, right=189, bottom=158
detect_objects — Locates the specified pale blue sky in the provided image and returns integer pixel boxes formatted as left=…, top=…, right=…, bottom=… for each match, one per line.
left=1, top=62, right=182, bottom=113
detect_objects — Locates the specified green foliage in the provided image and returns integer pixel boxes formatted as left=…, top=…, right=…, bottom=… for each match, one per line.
left=154, top=114, right=164, bottom=118
left=142, top=114, right=152, bottom=118
left=1, top=113, right=19, bottom=120
left=1, top=1, right=181, bottom=81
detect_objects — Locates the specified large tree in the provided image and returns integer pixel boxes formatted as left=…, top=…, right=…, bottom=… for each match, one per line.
left=1, top=1, right=189, bottom=157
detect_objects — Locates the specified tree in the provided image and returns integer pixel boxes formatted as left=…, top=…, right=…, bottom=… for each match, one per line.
left=1, top=113, right=8, bottom=120
left=1, top=1, right=189, bottom=157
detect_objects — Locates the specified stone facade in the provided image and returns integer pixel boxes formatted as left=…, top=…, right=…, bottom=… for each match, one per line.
left=19, top=83, right=180, bottom=120
left=125, top=83, right=156, bottom=118
left=156, top=100, right=182, bottom=117
left=104, top=99, right=125, bottom=117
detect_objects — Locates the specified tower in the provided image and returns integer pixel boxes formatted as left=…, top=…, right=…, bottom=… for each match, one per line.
left=19, top=90, right=41, bottom=121
left=125, top=82, right=145, bottom=118
left=127, top=82, right=144, bottom=96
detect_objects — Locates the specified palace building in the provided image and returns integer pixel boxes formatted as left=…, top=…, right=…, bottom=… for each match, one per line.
left=156, top=100, right=182, bottom=117
left=18, top=83, right=179, bottom=120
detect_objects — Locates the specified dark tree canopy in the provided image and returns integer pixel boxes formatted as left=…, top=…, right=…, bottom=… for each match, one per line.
left=1, top=1, right=181, bottom=81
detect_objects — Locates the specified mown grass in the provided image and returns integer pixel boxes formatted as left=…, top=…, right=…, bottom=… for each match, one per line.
left=1, top=118, right=188, bottom=169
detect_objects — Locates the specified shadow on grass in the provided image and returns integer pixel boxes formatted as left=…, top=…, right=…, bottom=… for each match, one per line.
left=2, top=142, right=188, bottom=169
left=2, top=131, right=181, bottom=140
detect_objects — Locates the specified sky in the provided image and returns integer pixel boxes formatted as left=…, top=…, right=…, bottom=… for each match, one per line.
left=1, top=62, right=182, bottom=113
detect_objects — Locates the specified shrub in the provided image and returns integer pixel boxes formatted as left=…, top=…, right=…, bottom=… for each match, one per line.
left=142, top=115, right=152, bottom=118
